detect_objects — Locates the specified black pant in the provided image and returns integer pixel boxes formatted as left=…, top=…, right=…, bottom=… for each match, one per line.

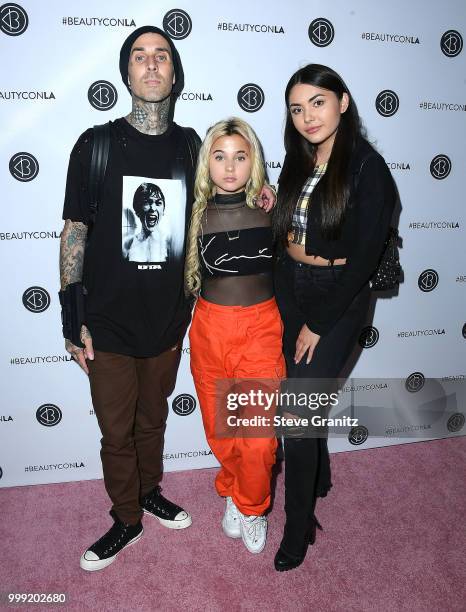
left=274, top=252, right=371, bottom=551
left=275, top=251, right=371, bottom=384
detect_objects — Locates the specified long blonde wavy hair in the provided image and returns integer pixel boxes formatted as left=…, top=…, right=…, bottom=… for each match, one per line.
left=185, top=117, right=266, bottom=297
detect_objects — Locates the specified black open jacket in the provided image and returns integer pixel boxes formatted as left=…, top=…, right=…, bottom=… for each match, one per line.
left=296, top=137, right=397, bottom=336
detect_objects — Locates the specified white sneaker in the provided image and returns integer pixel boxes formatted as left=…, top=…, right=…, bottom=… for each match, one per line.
left=222, top=496, right=241, bottom=538
left=239, top=513, right=267, bottom=554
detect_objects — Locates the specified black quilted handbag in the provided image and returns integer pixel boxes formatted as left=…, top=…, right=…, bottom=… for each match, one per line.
left=370, top=226, right=401, bottom=291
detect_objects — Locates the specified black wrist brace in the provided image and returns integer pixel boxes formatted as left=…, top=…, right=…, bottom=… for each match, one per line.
left=58, top=282, right=87, bottom=348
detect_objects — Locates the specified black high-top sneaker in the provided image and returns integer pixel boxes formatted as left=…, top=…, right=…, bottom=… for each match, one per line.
left=141, top=485, right=192, bottom=529
left=80, top=510, right=143, bottom=572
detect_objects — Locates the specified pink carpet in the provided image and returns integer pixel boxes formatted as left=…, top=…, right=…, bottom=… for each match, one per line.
left=1, top=437, right=465, bottom=612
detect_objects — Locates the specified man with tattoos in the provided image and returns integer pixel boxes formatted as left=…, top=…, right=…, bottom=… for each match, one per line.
left=60, top=26, right=197, bottom=572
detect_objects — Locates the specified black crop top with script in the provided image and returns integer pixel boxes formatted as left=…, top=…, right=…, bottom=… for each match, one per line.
left=198, top=191, right=273, bottom=306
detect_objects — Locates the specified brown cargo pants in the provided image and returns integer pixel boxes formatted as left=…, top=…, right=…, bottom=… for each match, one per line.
left=88, top=346, right=181, bottom=524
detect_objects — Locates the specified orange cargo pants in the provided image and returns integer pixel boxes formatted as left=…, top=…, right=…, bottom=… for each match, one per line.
left=189, top=296, right=286, bottom=516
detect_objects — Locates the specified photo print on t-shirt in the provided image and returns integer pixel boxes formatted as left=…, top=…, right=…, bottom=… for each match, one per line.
left=121, top=176, right=184, bottom=264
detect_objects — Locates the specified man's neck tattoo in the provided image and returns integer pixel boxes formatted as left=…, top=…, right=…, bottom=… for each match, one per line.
left=126, top=96, right=171, bottom=135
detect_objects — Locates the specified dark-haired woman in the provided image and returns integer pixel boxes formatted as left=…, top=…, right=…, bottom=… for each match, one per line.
left=272, top=64, right=396, bottom=571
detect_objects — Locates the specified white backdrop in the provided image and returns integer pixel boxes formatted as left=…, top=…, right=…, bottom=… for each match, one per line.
left=0, top=0, right=465, bottom=487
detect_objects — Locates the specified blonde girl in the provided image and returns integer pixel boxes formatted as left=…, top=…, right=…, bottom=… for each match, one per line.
left=186, top=117, right=285, bottom=554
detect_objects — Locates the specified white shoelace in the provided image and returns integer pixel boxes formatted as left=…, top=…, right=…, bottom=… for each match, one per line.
left=242, top=515, right=266, bottom=541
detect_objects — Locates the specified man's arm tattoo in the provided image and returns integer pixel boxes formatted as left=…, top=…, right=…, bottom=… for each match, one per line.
left=59, top=220, right=88, bottom=290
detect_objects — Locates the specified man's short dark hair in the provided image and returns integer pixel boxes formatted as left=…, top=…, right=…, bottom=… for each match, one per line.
left=133, top=183, right=165, bottom=218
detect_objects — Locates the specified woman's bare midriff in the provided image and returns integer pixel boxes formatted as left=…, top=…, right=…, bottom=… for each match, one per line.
left=286, top=242, right=346, bottom=266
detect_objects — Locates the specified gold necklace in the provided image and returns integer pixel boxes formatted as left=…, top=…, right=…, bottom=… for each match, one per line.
left=212, top=194, right=242, bottom=241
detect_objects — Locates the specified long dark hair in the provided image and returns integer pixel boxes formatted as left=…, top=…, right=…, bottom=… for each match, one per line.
left=273, top=64, right=363, bottom=248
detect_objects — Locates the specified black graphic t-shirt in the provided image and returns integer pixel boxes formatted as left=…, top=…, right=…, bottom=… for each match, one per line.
left=62, top=118, right=198, bottom=357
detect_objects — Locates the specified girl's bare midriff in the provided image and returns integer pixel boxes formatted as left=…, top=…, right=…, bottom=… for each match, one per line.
left=286, top=241, right=346, bottom=266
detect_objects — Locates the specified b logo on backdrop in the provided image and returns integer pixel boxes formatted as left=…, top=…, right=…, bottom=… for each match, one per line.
left=440, top=30, right=463, bottom=57
left=237, top=84, right=264, bottom=112
left=430, top=154, right=451, bottom=179
left=0, top=3, right=28, bottom=36
left=348, top=425, right=369, bottom=446
left=405, top=372, right=425, bottom=393
left=418, top=269, right=439, bottom=292
left=376, top=90, right=399, bottom=117
left=308, top=18, right=334, bottom=47
left=447, top=413, right=465, bottom=433
left=9, top=153, right=39, bottom=181
left=36, top=404, right=62, bottom=427
left=359, top=327, right=379, bottom=349
left=163, top=9, right=192, bottom=40
left=88, top=81, right=118, bottom=111
left=172, top=394, right=196, bottom=416
left=22, top=287, right=50, bottom=313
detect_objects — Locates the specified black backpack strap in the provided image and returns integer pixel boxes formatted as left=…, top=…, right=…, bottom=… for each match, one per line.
left=88, top=122, right=111, bottom=226
left=181, top=127, right=201, bottom=171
